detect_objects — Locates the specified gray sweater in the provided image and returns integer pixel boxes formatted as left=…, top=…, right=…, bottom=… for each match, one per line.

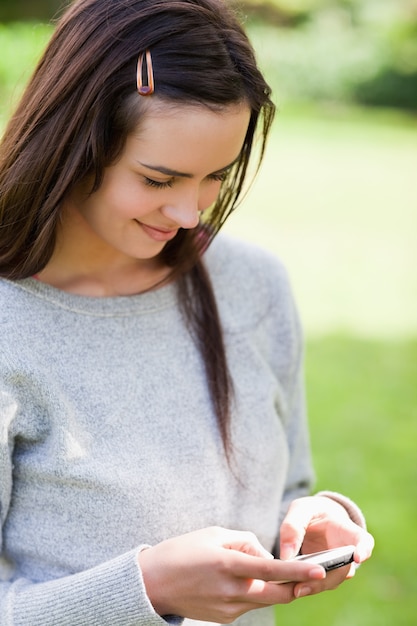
left=0, top=234, right=315, bottom=625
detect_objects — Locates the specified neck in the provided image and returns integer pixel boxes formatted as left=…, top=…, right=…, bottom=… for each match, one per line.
left=36, top=204, right=172, bottom=297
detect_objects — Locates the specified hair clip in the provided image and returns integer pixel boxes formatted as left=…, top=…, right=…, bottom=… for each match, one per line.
left=137, top=49, right=154, bottom=96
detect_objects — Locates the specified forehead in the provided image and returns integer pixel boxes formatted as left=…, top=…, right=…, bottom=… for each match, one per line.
left=125, top=99, right=251, bottom=174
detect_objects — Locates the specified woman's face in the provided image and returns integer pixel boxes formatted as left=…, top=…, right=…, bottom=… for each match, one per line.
left=69, top=100, right=251, bottom=267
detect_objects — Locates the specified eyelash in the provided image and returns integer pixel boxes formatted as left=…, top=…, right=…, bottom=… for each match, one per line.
left=209, top=172, right=228, bottom=183
left=143, top=171, right=228, bottom=189
left=144, top=177, right=173, bottom=189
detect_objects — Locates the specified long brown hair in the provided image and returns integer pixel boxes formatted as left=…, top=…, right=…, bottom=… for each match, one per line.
left=0, top=0, right=275, bottom=458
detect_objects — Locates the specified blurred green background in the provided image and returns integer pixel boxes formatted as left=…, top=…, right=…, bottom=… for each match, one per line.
left=0, top=1, right=416, bottom=625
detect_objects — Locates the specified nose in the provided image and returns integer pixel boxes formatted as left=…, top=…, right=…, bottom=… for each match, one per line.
left=160, top=188, right=201, bottom=230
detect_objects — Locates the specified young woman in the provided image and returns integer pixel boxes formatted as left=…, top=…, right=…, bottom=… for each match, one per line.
left=0, top=1, right=374, bottom=624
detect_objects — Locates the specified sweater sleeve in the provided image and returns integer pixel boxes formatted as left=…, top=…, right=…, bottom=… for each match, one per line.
left=229, top=248, right=313, bottom=559
left=0, top=377, right=182, bottom=626
left=276, top=295, right=315, bottom=525
left=0, top=549, right=182, bottom=626
left=263, top=262, right=369, bottom=554
left=315, top=490, right=368, bottom=529
left=257, top=255, right=368, bottom=540
left=204, top=234, right=316, bottom=522
left=264, top=263, right=368, bottom=533
left=252, top=249, right=315, bottom=532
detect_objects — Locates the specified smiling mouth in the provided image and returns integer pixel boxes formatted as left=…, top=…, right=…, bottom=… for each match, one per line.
left=136, top=221, right=178, bottom=242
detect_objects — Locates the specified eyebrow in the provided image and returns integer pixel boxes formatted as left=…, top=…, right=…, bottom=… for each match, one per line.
left=137, top=154, right=241, bottom=179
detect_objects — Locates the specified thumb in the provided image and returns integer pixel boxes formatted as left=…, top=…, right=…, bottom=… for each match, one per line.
left=279, top=498, right=312, bottom=560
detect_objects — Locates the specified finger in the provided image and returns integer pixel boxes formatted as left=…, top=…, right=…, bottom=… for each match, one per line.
left=279, top=497, right=315, bottom=559
left=243, top=578, right=299, bottom=606
left=222, top=529, right=274, bottom=560
left=345, top=562, right=357, bottom=579
left=231, top=577, right=307, bottom=608
left=293, top=563, right=350, bottom=598
left=354, top=530, right=375, bottom=563
left=231, top=551, right=326, bottom=585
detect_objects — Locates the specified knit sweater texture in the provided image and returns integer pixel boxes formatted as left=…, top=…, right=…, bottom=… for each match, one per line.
left=0, top=234, right=315, bottom=625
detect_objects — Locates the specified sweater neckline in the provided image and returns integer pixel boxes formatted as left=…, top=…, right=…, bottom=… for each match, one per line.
left=7, top=277, right=178, bottom=317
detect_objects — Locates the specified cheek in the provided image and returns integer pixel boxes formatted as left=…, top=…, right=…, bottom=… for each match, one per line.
left=101, top=178, right=154, bottom=219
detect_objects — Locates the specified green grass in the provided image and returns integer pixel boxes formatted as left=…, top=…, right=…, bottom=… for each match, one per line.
left=274, top=336, right=417, bottom=626
left=0, top=20, right=416, bottom=626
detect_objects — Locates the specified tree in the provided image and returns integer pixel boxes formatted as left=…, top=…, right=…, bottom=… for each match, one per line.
left=0, top=0, right=66, bottom=22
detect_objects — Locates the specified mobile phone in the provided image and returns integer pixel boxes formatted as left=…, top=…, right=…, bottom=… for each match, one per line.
left=272, top=545, right=355, bottom=584
left=291, top=545, right=355, bottom=571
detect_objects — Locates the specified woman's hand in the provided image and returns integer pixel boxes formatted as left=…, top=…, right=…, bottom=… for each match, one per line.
left=279, top=495, right=375, bottom=598
left=138, top=526, right=327, bottom=623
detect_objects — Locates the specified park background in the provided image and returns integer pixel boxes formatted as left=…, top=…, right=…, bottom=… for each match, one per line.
left=0, top=0, right=416, bottom=624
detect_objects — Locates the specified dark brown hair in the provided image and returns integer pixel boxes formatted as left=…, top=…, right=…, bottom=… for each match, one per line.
left=0, top=0, right=275, bottom=458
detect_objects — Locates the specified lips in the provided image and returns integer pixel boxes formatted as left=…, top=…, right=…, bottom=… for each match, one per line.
left=136, top=221, right=178, bottom=242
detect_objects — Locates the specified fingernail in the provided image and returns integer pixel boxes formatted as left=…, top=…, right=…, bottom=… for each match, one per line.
left=356, top=547, right=368, bottom=562
left=309, top=566, right=326, bottom=579
left=296, top=586, right=312, bottom=598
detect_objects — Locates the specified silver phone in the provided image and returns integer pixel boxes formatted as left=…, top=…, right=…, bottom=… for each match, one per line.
left=291, top=545, right=355, bottom=571
left=272, top=545, right=355, bottom=583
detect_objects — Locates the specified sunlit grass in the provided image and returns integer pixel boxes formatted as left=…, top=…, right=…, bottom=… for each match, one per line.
left=226, top=105, right=417, bottom=337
